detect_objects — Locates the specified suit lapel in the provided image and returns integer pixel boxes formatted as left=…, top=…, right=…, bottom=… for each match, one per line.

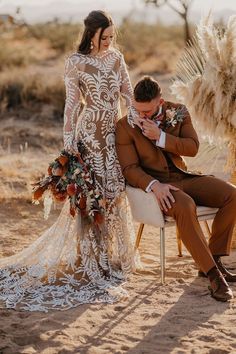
left=160, top=102, right=180, bottom=134
left=159, top=102, right=167, bottom=131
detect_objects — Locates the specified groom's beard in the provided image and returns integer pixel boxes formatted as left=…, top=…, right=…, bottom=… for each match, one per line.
left=149, top=106, right=163, bottom=121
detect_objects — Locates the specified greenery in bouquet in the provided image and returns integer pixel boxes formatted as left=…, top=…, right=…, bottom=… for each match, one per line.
left=32, top=142, right=105, bottom=225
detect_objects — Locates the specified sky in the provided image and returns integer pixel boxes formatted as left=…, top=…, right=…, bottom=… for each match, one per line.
left=0, top=0, right=236, bottom=24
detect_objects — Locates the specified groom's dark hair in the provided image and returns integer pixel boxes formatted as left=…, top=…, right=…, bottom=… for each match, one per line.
left=134, top=76, right=162, bottom=102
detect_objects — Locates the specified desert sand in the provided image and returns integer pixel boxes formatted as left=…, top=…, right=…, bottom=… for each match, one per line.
left=0, top=77, right=236, bottom=354
left=1, top=199, right=236, bottom=354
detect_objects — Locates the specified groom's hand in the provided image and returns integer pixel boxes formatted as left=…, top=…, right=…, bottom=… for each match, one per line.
left=140, top=119, right=161, bottom=141
left=151, top=181, right=179, bottom=212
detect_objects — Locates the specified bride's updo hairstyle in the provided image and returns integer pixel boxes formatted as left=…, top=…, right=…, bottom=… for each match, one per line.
left=78, top=10, right=115, bottom=54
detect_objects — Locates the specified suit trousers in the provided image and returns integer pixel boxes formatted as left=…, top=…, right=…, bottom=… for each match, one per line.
left=163, top=175, right=236, bottom=273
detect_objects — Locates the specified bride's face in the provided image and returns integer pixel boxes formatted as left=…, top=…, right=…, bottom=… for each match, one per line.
left=91, top=25, right=114, bottom=53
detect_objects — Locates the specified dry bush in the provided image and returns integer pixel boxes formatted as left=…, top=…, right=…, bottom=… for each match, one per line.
left=1, top=20, right=187, bottom=71
left=0, top=37, right=31, bottom=70
left=119, top=20, right=185, bottom=70
left=0, top=150, right=55, bottom=201
left=0, top=69, right=65, bottom=117
left=27, top=21, right=81, bottom=54
left=0, top=20, right=190, bottom=118
left=137, top=41, right=182, bottom=75
left=0, top=23, right=77, bottom=71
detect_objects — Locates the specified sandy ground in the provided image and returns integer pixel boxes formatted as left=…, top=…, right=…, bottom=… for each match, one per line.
left=0, top=82, right=236, bottom=353
left=0, top=199, right=236, bottom=354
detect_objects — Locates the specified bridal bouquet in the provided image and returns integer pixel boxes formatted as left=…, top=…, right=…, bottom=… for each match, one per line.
left=32, top=142, right=104, bottom=225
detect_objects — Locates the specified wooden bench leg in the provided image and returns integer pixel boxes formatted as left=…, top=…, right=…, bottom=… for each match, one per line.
left=135, top=223, right=144, bottom=250
left=176, top=227, right=183, bottom=257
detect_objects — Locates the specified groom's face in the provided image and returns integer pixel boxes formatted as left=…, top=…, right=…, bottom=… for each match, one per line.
left=134, top=95, right=163, bottom=119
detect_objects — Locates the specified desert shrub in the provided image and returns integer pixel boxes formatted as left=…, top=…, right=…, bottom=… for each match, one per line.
left=28, top=21, right=81, bottom=53
left=0, top=19, right=190, bottom=72
left=0, top=22, right=80, bottom=71
left=118, top=20, right=187, bottom=69
left=0, top=70, right=65, bottom=116
left=0, top=19, right=195, bottom=117
left=0, top=38, right=31, bottom=70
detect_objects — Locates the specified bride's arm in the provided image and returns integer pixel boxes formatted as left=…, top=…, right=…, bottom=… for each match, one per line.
left=63, top=55, right=81, bottom=152
left=119, top=53, right=138, bottom=126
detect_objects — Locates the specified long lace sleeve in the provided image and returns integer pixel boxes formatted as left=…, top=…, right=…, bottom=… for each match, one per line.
left=63, top=55, right=81, bottom=151
left=119, top=53, right=138, bottom=127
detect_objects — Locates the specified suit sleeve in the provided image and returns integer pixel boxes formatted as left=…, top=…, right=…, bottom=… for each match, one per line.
left=116, top=121, right=155, bottom=191
left=164, top=107, right=199, bottom=157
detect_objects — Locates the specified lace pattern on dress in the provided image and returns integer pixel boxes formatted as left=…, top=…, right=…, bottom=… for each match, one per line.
left=0, top=49, right=140, bottom=312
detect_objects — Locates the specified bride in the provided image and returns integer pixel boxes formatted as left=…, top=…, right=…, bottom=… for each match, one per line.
left=0, top=10, right=139, bottom=312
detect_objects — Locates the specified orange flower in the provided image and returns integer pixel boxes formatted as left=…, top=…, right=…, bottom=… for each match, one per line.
left=57, top=155, right=69, bottom=166
left=54, top=192, right=67, bottom=202
left=94, top=212, right=104, bottom=225
left=79, top=195, right=87, bottom=210
left=33, top=186, right=46, bottom=200
left=67, top=183, right=77, bottom=196
left=70, top=206, right=76, bottom=217
left=49, top=183, right=57, bottom=194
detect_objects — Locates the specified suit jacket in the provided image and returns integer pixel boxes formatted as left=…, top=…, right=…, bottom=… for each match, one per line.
left=115, top=101, right=200, bottom=191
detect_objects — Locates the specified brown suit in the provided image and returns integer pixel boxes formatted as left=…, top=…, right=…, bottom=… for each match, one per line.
left=116, top=102, right=236, bottom=274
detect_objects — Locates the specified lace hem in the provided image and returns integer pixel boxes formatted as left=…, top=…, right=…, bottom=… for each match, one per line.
left=0, top=195, right=140, bottom=312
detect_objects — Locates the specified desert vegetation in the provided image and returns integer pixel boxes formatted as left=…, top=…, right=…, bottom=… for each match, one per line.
left=0, top=20, right=187, bottom=115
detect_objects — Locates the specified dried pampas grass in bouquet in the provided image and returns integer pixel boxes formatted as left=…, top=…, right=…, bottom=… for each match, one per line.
left=172, top=14, right=236, bottom=247
left=172, top=14, right=236, bottom=170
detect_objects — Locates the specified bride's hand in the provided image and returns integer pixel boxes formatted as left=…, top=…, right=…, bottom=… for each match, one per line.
left=65, top=140, right=78, bottom=155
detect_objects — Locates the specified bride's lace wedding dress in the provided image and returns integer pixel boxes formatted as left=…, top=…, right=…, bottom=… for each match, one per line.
left=0, top=48, right=139, bottom=312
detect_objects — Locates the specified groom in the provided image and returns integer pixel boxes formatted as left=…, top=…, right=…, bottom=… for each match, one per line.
left=115, top=76, right=236, bottom=302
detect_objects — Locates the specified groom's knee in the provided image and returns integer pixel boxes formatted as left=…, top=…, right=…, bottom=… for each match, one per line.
left=168, top=192, right=196, bottom=217
left=178, top=197, right=196, bottom=214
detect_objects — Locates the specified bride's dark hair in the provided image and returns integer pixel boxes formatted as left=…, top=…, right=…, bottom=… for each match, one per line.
left=78, top=10, right=115, bottom=54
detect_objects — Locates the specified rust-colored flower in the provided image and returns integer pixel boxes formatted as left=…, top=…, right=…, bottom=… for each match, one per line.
left=54, top=192, right=67, bottom=202
left=33, top=186, right=46, bottom=200
left=94, top=212, right=104, bottom=225
left=49, top=183, right=57, bottom=194
left=57, top=155, right=69, bottom=166
left=67, top=183, right=77, bottom=196
left=79, top=195, right=87, bottom=210
left=70, top=206, right=76, bottom=217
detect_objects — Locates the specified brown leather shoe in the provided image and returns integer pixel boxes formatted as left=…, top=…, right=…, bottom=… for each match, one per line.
left=198, top=270, right=207, bottom=278
left=213, top=257, right=236, bottom=282
left=208, top=268, right=233, bottom=302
